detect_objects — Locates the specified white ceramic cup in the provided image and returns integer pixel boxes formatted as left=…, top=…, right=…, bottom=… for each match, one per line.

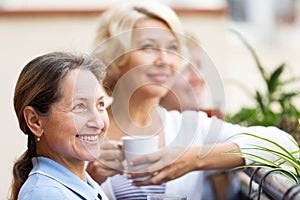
left=122, top=135, right=159, bottom=180
left=147, top=194, right=187, bottom=200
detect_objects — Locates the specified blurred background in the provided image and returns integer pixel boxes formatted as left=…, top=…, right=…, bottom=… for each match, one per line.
left=1, top=0, right=299, bottom=199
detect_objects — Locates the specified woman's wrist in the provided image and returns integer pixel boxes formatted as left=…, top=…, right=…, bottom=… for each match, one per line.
left=194, top=143, right=244, bottom=170
left=186, top=147, right=205, bottom=171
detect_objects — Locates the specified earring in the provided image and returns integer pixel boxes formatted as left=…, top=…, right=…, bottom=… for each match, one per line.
left=37, top=137, right=40, bottom=142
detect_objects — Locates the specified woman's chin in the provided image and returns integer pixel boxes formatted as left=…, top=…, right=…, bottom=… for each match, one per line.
left=82, top=148, right=101, bottom=161
left=149, top=86, right=169, bottom=97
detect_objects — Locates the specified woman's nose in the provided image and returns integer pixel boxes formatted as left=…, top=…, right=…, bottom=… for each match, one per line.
left=87, top=109, right=105, bottom=129
left=188, top=67, right=204, bottom=87
left=154, top=48, right=173, bottom=67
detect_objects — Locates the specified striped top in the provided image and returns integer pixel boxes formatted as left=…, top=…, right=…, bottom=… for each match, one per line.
left=110, top=174, right=165, bottom=199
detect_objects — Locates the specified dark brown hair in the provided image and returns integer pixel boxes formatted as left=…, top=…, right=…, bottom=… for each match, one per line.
left=10, top=52, right=105, bottom=200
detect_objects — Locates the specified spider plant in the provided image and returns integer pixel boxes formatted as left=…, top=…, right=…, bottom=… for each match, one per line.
left=229, top=131, right=300, bottom=180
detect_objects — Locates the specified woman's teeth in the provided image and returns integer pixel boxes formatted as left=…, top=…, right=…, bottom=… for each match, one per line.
left=78, top=135, right=98, bottom=142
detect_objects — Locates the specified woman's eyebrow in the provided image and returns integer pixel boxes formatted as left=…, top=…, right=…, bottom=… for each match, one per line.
left=98, top=96, right=105, bottom=100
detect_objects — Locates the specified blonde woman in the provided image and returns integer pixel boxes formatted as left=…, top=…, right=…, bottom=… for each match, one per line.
left=87, top=1, right=297, bottom=199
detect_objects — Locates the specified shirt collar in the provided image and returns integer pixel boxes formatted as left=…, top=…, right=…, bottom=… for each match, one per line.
left=30, top=157, right=103, bottom=200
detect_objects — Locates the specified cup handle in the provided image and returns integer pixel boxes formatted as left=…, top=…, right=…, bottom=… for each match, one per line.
left=117, top=141, right=123, bottom=149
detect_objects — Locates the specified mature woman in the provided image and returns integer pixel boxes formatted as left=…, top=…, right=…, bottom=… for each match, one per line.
left=10, top=52, right=109, bottom=200
left=159, top=33, right=224, bottom=119
left=87, top=1, right=297, bottom=199
left=159, top=33, right=205, bottom=112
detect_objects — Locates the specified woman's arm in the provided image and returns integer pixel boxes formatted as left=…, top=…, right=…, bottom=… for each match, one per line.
left=128, top=117, right=297, bottom=186
left=127, top=143, right=244, bottom=186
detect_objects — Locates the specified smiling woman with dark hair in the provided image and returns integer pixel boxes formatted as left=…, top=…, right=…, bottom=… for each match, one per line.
left=10, top=52, right=109, bottom=200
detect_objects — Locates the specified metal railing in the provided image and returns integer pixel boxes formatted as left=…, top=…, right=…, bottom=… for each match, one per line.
left=238, top=167, right=300, bottom=200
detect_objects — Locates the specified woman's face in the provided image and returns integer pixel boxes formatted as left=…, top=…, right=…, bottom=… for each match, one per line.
left=168, top=64, right=205, bottom=110
left=116, top=18, right=181, bottom=98
left=39, top=69, right=109, bottom=163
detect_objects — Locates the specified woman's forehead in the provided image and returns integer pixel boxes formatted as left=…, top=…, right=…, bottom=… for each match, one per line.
left=133, top=19, right=176, bottom=41
left=60, top=69, right=101, bottom=96
left=132, top=30, right=178, bottom=48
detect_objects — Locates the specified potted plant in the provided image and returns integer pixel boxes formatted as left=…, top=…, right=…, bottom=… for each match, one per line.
left=225, top=31, right=300, bottom=198
left=226, top=29, right=300, bottom=144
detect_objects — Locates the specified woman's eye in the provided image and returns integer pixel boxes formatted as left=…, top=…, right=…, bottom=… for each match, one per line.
left=141, top=44, right=155, bottom=50
left=73, top=103, right=86, bottom=112
left=167, top=44, right=179, bottom=52
left=97, top=101, right=105, bottom=109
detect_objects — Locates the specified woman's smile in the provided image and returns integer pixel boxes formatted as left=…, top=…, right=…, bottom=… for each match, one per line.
left=76, top=133, right=102, bottom=145
left=146, top=71, right=171, bottom=84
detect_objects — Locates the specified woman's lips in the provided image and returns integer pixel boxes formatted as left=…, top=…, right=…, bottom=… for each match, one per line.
left=147, top=73, right=170, bottom=83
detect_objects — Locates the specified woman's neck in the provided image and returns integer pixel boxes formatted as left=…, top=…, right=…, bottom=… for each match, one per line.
left=111, top=89, right=160, bottom=124
left=37, top=152, right=87, bottom=182
left=107, top=92, right=162, bottom=139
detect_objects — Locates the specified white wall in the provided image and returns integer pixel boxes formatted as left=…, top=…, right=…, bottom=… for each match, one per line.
left=0, top=13, right=100, bottom=199
left=1, top=10, right=299, bottom=199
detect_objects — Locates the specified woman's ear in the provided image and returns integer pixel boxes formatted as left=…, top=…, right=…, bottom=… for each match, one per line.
left=23, top=106, right=44, bottom=137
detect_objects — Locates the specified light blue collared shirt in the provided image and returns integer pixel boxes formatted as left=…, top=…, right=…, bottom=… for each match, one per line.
left=18, top=157, right=108, bottom=200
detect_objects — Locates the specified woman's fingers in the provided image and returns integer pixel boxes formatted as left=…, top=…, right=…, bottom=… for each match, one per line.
left=100, top=139, right=125, bottom=161
left=86, top=160, right=123, bottom=184
left=129, top=150, right=162, bottom=165
left=100, top=149, right=124, bottom=161
left=101, top=139, right=120, bottom=149
left=127, top=147, right=198, bottom=186
left=131, top=167, right=170, bottom=186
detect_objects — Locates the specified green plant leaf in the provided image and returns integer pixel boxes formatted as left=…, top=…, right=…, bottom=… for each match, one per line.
left=228, top=150, right=281, bottom=167
left=255, top=91, right=265, bottom=113
left=225, top=108, right=257, bottom=125
left=268, top=63, right=285, bottom=94
left=247, top=145, right=300, bottom=170
left=227, top=29, right=300, bottom=132
left=228, top=132, right=300, bottom=177
left=279, top=92, right=299, bottom=102
left=237, top=133, right=298, bottom=158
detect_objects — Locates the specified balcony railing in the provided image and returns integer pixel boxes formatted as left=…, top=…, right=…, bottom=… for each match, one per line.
left=238, top=167, right=300, bottom=200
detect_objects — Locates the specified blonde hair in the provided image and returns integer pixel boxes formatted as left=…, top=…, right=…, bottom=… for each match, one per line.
left=92, top=1, right=185, bottom=96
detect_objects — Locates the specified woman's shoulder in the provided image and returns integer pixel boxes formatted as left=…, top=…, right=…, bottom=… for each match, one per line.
left=19, top=185, right=68, bottom=200
left=18, top=160, right=77, bottom=199
left=156, top=106, right=208, bottom=117
left=156, top=106, right=212, bottom=127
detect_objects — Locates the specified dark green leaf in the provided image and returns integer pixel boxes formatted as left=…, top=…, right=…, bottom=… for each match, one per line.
left=255, top=91, right=265, bottom=112
left=268, top=63, right=285, bottom=94
left=279, top=92, right=299, bottom=102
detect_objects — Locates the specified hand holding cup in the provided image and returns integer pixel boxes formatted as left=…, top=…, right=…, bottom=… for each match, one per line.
left=122, top=135, right=159, bottom=180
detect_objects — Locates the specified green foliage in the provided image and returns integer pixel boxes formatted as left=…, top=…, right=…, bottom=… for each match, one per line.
left=226, top=30, right=300, bottom=129
left=228, top=132, right=300, bottom=179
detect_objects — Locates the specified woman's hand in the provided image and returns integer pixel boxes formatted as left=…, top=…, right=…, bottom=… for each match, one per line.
left=86, top=139, right=125, bottom=184
left=126, top=143, right=243, bottom=186
left=127, top=146, right=201, bottom=186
